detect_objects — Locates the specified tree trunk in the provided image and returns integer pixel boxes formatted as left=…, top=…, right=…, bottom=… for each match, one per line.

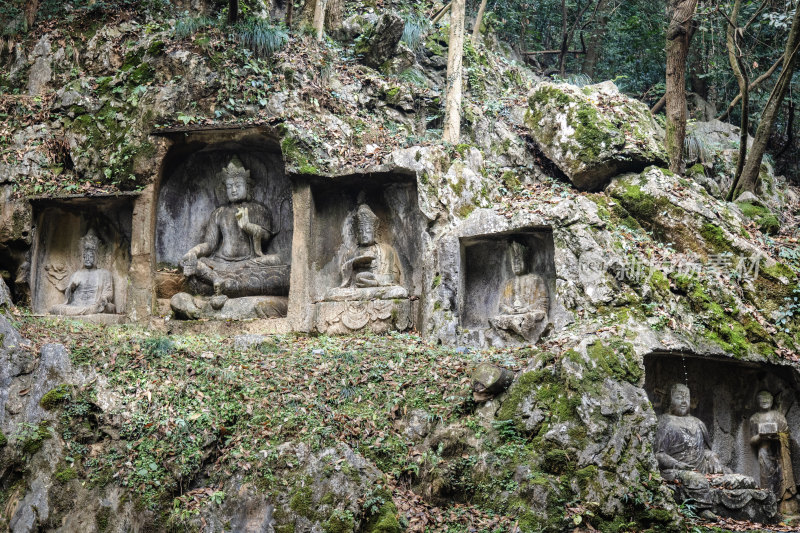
left=665, top=0, right=699, bottom=174
left=324, top=0, right=343, bottom=34
left=472, top=0, right=488, bottom=41
left=286, top=0, right=294, bottom=27
left=312, top=0, right=328, bottom=41
left=298, top=0, right=316, bottom=28
left=557, top=0, right=568, bottom=76
left=443, top=0, right=465, bottom=143
left=734, top=5, right=800, bottom=197
left=581, top=0, right=609, bottom=79
left=724, top=0, right=750, bottom=200
left=227, top=0, right=239, bottom=24
left=24, top=0, right=40, bottom=29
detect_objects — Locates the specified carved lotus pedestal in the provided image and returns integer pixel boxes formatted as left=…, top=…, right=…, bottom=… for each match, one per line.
left=314, top=286, right=411, bottom=334
left=170, top=293, right=287, bottom=320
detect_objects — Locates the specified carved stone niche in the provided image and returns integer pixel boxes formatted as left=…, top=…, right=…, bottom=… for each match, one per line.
left=30, top=196, right=133, bottom=322
left=645, top=353, right=800, bottom=521
left=459, top=229, right=556, bottom=346
left=155, top=133, right=293, bottom=320
left=308, top=178, right=424, bottom=334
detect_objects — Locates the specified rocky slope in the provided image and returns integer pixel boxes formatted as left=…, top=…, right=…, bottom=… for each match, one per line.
left=1, top=2, right=799, bottom=532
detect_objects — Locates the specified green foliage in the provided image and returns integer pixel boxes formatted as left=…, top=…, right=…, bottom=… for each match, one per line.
left=775, top=286, right=800, bottom=334
left=142, top=336, right=176, bottom=358
left=55, top=465, right=78, bottom=483
left=231, top=19, right=289, bottom=58
left=400, top=12, right=430, bottom=51
left=323, top=509, right=355, bottom=533
left=15, top=420, right=51, bottom=455
left=174, top=14, right=217, bottom=39
left=737, top=202, right=780, bottom=235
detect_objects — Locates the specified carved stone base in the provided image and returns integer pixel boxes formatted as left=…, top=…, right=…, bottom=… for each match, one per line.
left=170, top=292, right=288, bottom=320
left=489, top=312, right=549, bottom=343
left=314, top=298, right=411, bottom=334
left=47, top=313, right=126, bottom=325
left=665, top=471, right=778, bottom=523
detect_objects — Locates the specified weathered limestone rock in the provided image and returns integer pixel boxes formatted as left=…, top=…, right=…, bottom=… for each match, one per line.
left=27, top=35, right=52, bottom=96
left=472, top=363, right=513, bottom=402
left=335, top=12, right=379, bottom=41
left=526, top=81, right=666, bottom=191
left=360, top=13, right=404, bottom=69
left=170, top=293, right=287, bottom=320
left=0, top=275, right=11, bottom=308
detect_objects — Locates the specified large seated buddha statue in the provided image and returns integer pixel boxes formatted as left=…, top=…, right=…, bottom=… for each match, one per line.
left=655, top=383, right=776, bottom=522
left=170, top=157, right=289, bottom=320
left=50, top=229, right=116, bottom=316
left=315, top=200, right=410, bottom=334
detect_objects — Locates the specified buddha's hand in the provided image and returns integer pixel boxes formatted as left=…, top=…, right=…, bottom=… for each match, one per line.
left=235, top=207, right=249, bottom=229
left=672, top=460, right=692, bottom=470
left=181, top=251, right=198, bottom=275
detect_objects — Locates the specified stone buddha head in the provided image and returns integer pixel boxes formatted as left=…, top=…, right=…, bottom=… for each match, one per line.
left=223, top=157, right=251, bottom=203
left=80, top=229, right=100, bottom=269
left=757, top=390, right=774, bottom=412
left=669, top=383, right=691, bottom=417
left=509, top=241, right=529, bottom=276
left=355, top=202, right=379, bottom=246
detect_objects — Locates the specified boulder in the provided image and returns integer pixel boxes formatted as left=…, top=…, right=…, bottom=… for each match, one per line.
left=471, top=363, right=514, bottom=402
left=526, top=81, right=667, bottom=191
left=360, top=13, right=404, bottom=70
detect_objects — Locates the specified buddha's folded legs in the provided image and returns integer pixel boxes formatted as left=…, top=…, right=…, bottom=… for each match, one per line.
left=195, top=256, right=289, bottom=297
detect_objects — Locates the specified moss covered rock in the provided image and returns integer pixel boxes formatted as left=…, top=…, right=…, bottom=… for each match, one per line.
left=526, top=81, right=666, bottom=191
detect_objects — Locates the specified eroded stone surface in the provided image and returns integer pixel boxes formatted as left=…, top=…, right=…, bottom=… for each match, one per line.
left=526, top=81, right=666, bottom=191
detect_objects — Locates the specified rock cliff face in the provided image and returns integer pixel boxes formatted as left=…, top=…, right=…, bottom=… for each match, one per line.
left=0, top=4, right=799, bottom=532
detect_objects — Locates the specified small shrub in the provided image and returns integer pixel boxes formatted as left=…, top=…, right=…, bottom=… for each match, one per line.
left=142, top=336, right=176, bottom=358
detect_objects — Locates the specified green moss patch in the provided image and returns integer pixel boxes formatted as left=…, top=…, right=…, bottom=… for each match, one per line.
left=55, top=465, right=78, bottom=483
left=40, top=384, right=72, bottom=410
left=737, top=202, right=780, bottom=234
left=699, top=223, right=735, bottom=253
left=586, top=341, right=642, bottom=383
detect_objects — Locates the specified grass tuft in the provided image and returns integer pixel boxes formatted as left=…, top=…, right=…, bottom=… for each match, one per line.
left=232, top=19, right=289, bottom=58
